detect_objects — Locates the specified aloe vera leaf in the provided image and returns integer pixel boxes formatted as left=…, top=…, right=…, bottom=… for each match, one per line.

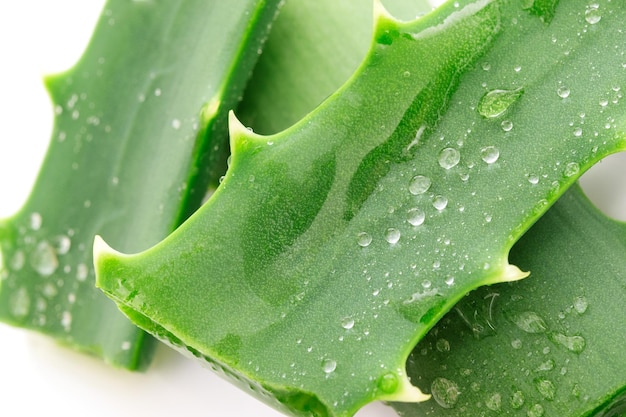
left=0, top=0, right=282, bottom=369
left=95, top=0, right=626, bottom=415
left=393, top=184, right=626, bottom=416
left=238, top=0, right=433, bottom=135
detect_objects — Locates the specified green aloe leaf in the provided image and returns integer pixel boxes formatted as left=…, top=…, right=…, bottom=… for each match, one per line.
left=0, top=0, right=282, bottom=368
left=393, top=185, right=626, bottom=416
left=95, top=0, right=626, bottom=415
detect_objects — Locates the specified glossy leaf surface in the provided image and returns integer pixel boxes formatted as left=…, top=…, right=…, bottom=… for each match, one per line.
left=394, top=185, right=626, bottom=416
left=96, top=0, right=626, bottom=414
left=0, top=0, right=281, bottom=368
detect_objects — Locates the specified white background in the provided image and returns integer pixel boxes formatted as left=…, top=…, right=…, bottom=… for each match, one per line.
left=0, top=1, right=624, bottom=417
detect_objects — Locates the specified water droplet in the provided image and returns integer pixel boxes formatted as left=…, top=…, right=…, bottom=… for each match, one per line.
left=30, top=213, right=42, bottom=231
left=510, top=390, right=525, bottom=409
left=486, top=393, right=502, bottom=412
left=52, top=235, right=71, bottom=255
left=501, top=120, right=513, bottom=132
left=322, top=359, right=337, bottom=374
left=154, top=88, right=162, bottom=96
left=341, top=317, right=355, bottom=330
left=172, top=119, right=181, bottom=129
left=600, top=98, right=609, bottom=107
left=431, top=377, right=460, bottom=409
left=513, top=311, right=548, bottom=333
left=357, top=232, right=372, bottom=247
left=573, top=296, right=588, bottom=314
left=76, top=263, right=89, bottom=281
left=61, top=310, right=72, bottom=331
left=407, top=208, right=425, bottom=226
left=42, top=283, right=58, bottom=298
left=385, top=228, right=401, bottom=244
left=535, top=359, right=555, bottom=372
left=480, top=146, right=500, bottom=164
left=585, top=4, right=601, bottom=24
left=10, top=287, right=30, bottom=319
left=564, top=162, right=580, bottom=177
left=557, top=86, right=570, bottom=98
left=534, top=378, right=556, bottom=401
left=527, top=174, right=539, bottom=185
left=445, top=276, right=455, bottom=286
left=511, top=338, right=523, bottom=349
left=573, top=127, right=583, bottom=137
left=481, top=62, right=491, bottom=71
left=477, top=87, right=524, bottom=118
left=30, top=241, right=58, bottom=277
left=528, top=403, right=545, bottom=417
left=551, top=333, right=586, bottom=353
left=403, top=70, right=411, bottom=78
left=433, top=195, right=448, bottom=211
left=409, top=175, right=431, bottom=195
left=438, top=148, right=461, bottom=169
left=378, top=373, right=399, bottom=393
left=10, top=251, right=25, bottom=271
left=436, top=338, right=451, bottom=352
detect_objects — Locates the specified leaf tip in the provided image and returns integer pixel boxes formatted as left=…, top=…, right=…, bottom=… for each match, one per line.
left=92, top=235, right=125, bottom=287
left=500, top=264, right=529, bottom=283
left=373, top=0, right=393, bottom=21
left=228, top=110, right=267, bottom=156
left=373, top=0, right=403, bottom=27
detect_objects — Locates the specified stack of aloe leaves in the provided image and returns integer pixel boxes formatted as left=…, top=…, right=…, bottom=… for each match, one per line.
left=0, top=0, right=625, bottom=416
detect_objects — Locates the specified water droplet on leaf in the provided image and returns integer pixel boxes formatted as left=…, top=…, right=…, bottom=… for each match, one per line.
left=76, top=263, right=89, bottom=281
left=385, top=228, right=401, bottom=244
left=322, top=359, right=337, bottom=374
left=433, top=195, right=448, bottom=211
left=30, top=241, right=58, bottom=277
left=527, top=174, right=539, bottom=185
left=409, top=175, right=431, bottom=195
left=341, top=317, right=355, bottom=330
left=551, top=333, right=586, bottom=353
left=431, top=377, right=460, bottom=409
left=477, top=87, right=523, bottom=118
left=534, top=378, right=556, bottom=401
left=510, top=390, right=525, bottom=409
left=480, top=146, right=500, bottom=164
left=528, top=403, right=545, bottom=417
left=407, top=208, right=425, bottom=226
left=585, top=4, right=601, bottom=24
left=486, top=393, right=502, bottom=411
left=501, top=120, right=513, bottom=131
left=436, top=338, right=451, bottom=352
left=513, top=311, right=548, bottom=333
left=52, top=235, right=71, bottom=255
left=438, top=148, right=460, bottom=169
left=378, top=373, right=399, bottom=393
left=557, top=86, right=570, bottom=98
left=10, top=287, right=30, bottom=319
left=564, top=162, right=580, bottom=177
left=30, top=213, right=42, bottom=231
left=573, top=296, right=588, bottom=314
left=357, top=232, right=372, bottom=247
left=10, top=251, right=25, bottom=271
